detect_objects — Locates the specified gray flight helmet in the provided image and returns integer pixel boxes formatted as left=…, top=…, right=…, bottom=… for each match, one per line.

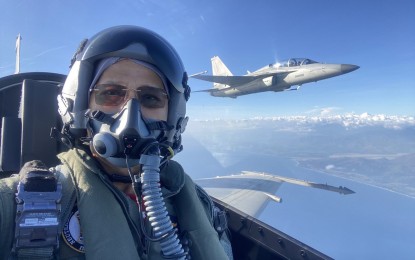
left=59, top=25, right=190, bottom=151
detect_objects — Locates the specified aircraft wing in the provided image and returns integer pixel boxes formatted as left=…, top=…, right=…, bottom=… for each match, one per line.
left=191, top=71, right=292, bottom=87
left=191, top=75, right=257, bottom=86
left=191, top=88, right=221, bottom=93
left=195, top=172, right=283, bottom=218
left=195, top=171, right=354, bottom=218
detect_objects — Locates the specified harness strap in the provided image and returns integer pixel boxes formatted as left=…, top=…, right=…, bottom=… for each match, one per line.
left=14, top=248, right=54, bottom=260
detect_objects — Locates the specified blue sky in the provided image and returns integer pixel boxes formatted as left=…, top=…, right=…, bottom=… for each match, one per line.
left=1, top=0, right=414, bottom=119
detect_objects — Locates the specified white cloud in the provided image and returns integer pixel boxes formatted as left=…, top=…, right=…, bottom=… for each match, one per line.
left=325, top=165, right=335, bottom=170
left=305, top=106, right=342, bottom=117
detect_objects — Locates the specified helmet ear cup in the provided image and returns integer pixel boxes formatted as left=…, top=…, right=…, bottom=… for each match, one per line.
left=92, top=132, right=118, bottom=158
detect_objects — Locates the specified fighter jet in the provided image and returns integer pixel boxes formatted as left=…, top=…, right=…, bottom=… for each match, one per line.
left=191, top=56, right=359, bottom=98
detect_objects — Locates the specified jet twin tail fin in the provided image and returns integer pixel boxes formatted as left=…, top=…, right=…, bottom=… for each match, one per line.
left=211, top=56, right=233, bottom=90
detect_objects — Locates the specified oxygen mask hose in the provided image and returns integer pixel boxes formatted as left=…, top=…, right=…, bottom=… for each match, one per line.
left=136, top=144, right=186, bottom=259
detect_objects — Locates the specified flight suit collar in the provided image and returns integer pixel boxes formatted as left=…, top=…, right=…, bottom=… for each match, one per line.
left=63, top=148, right=185, bottom=198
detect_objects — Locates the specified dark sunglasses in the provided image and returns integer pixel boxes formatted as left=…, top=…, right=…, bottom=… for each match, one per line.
left=91, top=84, right=168, bottom=108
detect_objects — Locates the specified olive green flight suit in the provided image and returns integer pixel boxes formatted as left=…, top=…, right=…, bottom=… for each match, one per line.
left=0, top=148, right=230, bottom=259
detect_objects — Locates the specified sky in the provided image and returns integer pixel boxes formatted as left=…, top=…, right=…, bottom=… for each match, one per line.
left=0, top=0, right=414, bottom=120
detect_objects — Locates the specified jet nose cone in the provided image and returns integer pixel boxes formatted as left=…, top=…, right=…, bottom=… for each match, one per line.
left=341, top=64, right=360, bottom=74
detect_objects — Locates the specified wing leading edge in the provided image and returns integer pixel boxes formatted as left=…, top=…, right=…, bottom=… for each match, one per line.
left=195, top=171, right=355, bottom=218
left=191, top=71, right=290, bottom=87
left=191, top=75, right=257, bottom=86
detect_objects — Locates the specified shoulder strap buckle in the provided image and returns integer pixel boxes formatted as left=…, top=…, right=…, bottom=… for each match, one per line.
left=12, top=161, right=62, bottom=259
left=214, top=207, right=228, bottom=237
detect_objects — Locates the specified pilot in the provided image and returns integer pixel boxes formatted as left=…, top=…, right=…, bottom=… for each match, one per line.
left=0, top=25, right=231, bottom=259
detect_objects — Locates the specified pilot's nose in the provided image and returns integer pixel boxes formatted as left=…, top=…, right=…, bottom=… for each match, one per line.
left=341, top=64, right=360, bottom=73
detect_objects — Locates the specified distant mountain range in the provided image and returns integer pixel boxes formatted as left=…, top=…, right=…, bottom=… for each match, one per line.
left=191, top=113, right=415, bottom=128
left=177, top=113, right=415, bottom=197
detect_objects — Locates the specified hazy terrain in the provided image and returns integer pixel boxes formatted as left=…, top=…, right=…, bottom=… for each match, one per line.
left=178, top=113, right=415, bottom=198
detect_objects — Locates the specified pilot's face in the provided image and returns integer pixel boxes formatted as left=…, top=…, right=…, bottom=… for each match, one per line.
left=88, top=59, right=168, bottom=179
left=89, top=59, right=168, bottom=120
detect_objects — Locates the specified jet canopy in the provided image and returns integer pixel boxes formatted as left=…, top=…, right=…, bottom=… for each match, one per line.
left=271, top=58, right=318, bottom=68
